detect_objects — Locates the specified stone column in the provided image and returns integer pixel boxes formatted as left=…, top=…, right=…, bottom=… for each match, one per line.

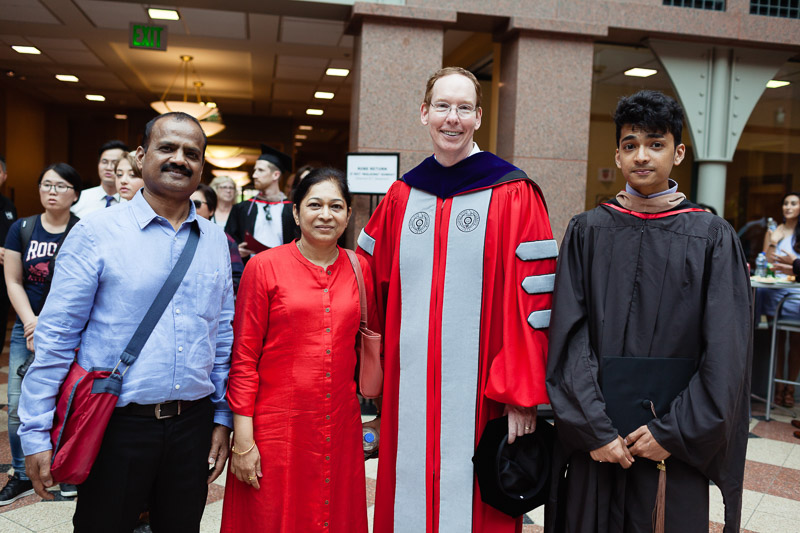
left=346, top=9, right=451, bottom=247
left=496, top=32, right=595, bottom=242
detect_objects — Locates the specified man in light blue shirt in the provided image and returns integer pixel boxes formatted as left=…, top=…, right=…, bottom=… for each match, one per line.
left=19, top=112, right=233, bottom=532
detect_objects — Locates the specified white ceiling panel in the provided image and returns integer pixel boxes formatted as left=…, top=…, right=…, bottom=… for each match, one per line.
left=280, top=17, right=343, bottom=46
left=181, top=8, right=247, bottom=40
left=46, top=49, right=104, bottom=66
left=272, top=83, right=314, bottom=102
left=275, top=55, right=327, bottom=81
left=0, top=0, right=60, bottom=24
left=74, top=0, right=147, bottom=29
left=28, top=38, right=88, bottom=52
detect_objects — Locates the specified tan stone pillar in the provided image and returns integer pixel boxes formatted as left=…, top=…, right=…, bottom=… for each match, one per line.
left=346, top=9, right=451, bottom=247
left=496, top=32, right=595, bottom=242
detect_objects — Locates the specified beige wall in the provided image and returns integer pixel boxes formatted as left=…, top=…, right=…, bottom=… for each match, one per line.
left=3, top=87, right=47, bottom=217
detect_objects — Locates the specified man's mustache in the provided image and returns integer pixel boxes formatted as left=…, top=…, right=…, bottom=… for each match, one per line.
left=161, top=163, right=192, bottom=177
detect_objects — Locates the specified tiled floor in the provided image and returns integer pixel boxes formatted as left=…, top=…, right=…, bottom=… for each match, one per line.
left=1, top=333, right=799, bottom=531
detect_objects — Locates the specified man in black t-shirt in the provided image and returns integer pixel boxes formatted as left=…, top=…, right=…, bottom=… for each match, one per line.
left=0, top=155, right=18, bottom=352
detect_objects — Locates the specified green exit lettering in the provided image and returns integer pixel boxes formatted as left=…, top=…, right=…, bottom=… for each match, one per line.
left=129, top=23, right=167, bottom=51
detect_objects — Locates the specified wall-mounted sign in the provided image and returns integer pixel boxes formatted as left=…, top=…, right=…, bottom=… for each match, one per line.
left=129, top=23, right=167, bottom=51
left=597, top=167, right=615, bottom=183
left=346, top=152, right=399, bottom=194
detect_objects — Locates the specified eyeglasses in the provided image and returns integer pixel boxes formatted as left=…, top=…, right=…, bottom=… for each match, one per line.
left=192, top=200, right=207, bottom=209
left=39, top=182, right=74, bottom=193
left=430, top=102, right=477, bottom=118
left=216, top=185, right=235, bottom=191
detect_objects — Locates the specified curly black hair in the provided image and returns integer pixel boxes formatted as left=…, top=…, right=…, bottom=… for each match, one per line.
left=614, top=90, right=684, bottom=148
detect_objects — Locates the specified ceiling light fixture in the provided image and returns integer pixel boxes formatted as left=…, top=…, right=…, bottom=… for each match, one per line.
left=295, top=142, right=302, bottom=147
left=199, top=109, right=226, bottom=137
left=325, top=68, right=349, bottom=77
left=298, top=125, right=312, bottom=131
left=306, top=108, right=324, bottom=116
left=295, top=134, right=307, bottom=140
left=115, top=114, right=128, bottom=120
left=767, top=80, right=790, bottom=89
left=86, top=94, right=106, bottom=102
left=624, top=68, right=657, bottom=78
left=150, top=55, right=218, bottom=121
left=148, top=8, right=180, bottom=20
left=11, top=45, right=41, bottom=55
left=212, top=169, right=249, bottom=187
left=314, top=91, right=334, bottom=100
left=55, top=74, right=79, bottom=83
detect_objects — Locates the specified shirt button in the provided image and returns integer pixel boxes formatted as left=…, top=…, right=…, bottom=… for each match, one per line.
left=325, top=456, right=330, bottom=461
left=175, top=384, right=180, bottom=390
left=325, top=415, right=330, bottom=420
left=323, top=288, right=328, bottom=293
left=326, top=393, right=331, bottom=398
left=176, top=308, right=181, bottom=314
left=324, top=499, right=329, bottom=504
left=325, top=328, right=330, bottom=332
left=324, top=522, right=329, bottom=527
left=178, top=346, right=183, bottom=352
left=325, top=478, right=330, bottom=483
left=326, top=349, right=331, bottom=354
left=325, top=372, right=330, bottom=377
left=325, top=308, right=330, bottom=312
left=327, top=270, right=332, bottom=275
left=326, top=437, right=330, bottom=442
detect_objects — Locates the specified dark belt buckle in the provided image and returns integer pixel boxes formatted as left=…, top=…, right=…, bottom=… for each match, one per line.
left=154, top=401, right=180, bottom=420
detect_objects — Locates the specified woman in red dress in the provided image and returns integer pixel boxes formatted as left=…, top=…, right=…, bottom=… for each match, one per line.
left=221, top=167, right=376, bottom=532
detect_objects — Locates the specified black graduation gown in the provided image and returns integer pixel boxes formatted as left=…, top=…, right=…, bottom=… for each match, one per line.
left=224, top=199, right=299, bottom=249
left=545, top=199, right=752, bottom=533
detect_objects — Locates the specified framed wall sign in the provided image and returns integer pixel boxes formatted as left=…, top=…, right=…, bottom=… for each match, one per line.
left=346, top=152, right=400, bottom=195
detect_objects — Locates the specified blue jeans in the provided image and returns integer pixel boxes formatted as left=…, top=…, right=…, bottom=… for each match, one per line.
left=8, top=320, right=31, bottom=480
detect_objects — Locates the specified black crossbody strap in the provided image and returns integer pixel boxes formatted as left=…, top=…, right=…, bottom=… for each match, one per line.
left=119, top=222, right=200, bottom=367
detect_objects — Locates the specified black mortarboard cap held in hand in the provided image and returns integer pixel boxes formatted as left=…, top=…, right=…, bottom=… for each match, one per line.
left=472, top=415, right=555, bottom=518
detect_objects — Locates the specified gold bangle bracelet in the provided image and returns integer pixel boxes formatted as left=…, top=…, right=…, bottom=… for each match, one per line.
left=231, top=441, right=256, bottom=456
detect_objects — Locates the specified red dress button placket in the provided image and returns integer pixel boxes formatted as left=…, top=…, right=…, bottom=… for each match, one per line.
left=321, top=268, right=333, bottom=529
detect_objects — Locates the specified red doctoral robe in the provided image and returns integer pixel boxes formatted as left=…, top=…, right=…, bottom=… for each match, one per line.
left=357, top=151, right=556, bottom=533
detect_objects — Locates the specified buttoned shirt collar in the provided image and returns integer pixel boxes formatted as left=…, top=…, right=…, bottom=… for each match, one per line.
left=129, top=188, right=201, bottom=232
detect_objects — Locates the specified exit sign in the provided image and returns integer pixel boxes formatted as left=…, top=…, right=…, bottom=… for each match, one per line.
left=129, top=23, right=167, bottom=51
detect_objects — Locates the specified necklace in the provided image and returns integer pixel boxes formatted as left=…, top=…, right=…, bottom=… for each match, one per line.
left=297, top=239, right=338, bottom=267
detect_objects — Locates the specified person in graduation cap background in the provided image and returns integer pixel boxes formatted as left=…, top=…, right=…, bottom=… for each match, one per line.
left=356, top=66, right=557, bottom=533
left=225, top=144, right=300, bottom=259
left=545, top=90, right=752, bottom=533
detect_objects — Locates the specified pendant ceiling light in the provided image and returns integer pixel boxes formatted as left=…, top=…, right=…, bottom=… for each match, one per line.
left=200, top=109, right=226, bottom=138
left=151, top=55, right=220, bottom=122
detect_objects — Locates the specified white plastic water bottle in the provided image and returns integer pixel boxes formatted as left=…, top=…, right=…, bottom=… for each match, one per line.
left=363, top=427, right=379, bottom=454
left=755, top=252, right=768, bottom=278
left=768, top=217, right=778, bottom=233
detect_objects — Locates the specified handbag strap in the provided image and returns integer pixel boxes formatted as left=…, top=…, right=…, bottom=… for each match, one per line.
left=344, top=249, right=368, bottom=328
left=119, top=222, right=201, bottom=367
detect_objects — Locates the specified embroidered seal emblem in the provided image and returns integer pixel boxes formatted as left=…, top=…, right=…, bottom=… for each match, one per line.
left=456, top=209, right=480, bottom=232
left=408, top=212, right=430, bottom=234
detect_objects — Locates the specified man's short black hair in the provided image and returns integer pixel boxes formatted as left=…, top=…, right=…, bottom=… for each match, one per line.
left=614, top=90, right=684, bottom=147
left=98, top=140, right=129, bottom=158
left=141, top=112, right=207, bottom=155
left=196, top=183, right=217, bottom=213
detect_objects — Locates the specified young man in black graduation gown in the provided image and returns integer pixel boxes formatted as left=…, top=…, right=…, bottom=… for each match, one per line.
left=545, top=90, right=752, bottom=533
left=225, top=145, right=299, bottom=260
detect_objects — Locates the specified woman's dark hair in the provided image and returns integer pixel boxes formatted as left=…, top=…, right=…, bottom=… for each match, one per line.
left=38, top=163, right=82, bottom=204
left=781, top=191, right=800, bottom=254
left=614, top=90, right=684, bottom=147
left=196, top=183, right=217, bottom=213
left=697, top=203, right=717, bottom=216
left=292, top=167, right=351, bottom=208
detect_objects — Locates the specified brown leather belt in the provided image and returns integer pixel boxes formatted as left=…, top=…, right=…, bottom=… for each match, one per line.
left=116, top=398, right=202, bottom=420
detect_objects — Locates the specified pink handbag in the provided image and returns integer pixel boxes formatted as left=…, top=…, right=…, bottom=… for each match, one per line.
left=344, top=249, right=383, bottom=399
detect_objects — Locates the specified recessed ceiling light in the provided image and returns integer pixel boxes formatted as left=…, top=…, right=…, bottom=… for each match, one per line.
left=11, top=45, right=41, bottom=55
left=295, top=134, right=307, bottom=140
left=314, top=91, right=334, bottom=100
left=325, top=68, right=349, bottom=77
left=295, top=142, right=302, bottom=147
left=85, top=94, right=106, bottom=102
left=306, top=108, right=324, bottom=116
left=55, top=74, right=79, bottom=83
left=298, top=125, right=312, bottom=131
left=115, top=114, right=128, bottom=120
left=767, top=80, right=790, bottom=89
left=624, top=68, right=657, bottom=78
left=148, top=8, right=180, bottom=20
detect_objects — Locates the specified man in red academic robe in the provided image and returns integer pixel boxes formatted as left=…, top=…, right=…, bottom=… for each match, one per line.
left=357, top=67, right=556, bottom=533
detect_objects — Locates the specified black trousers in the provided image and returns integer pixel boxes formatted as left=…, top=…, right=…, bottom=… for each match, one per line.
left=73, top=397, right=215, bottom=533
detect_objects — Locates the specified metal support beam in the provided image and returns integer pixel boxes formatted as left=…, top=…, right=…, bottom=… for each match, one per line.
left=649, top=40, right=792, bottom=215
